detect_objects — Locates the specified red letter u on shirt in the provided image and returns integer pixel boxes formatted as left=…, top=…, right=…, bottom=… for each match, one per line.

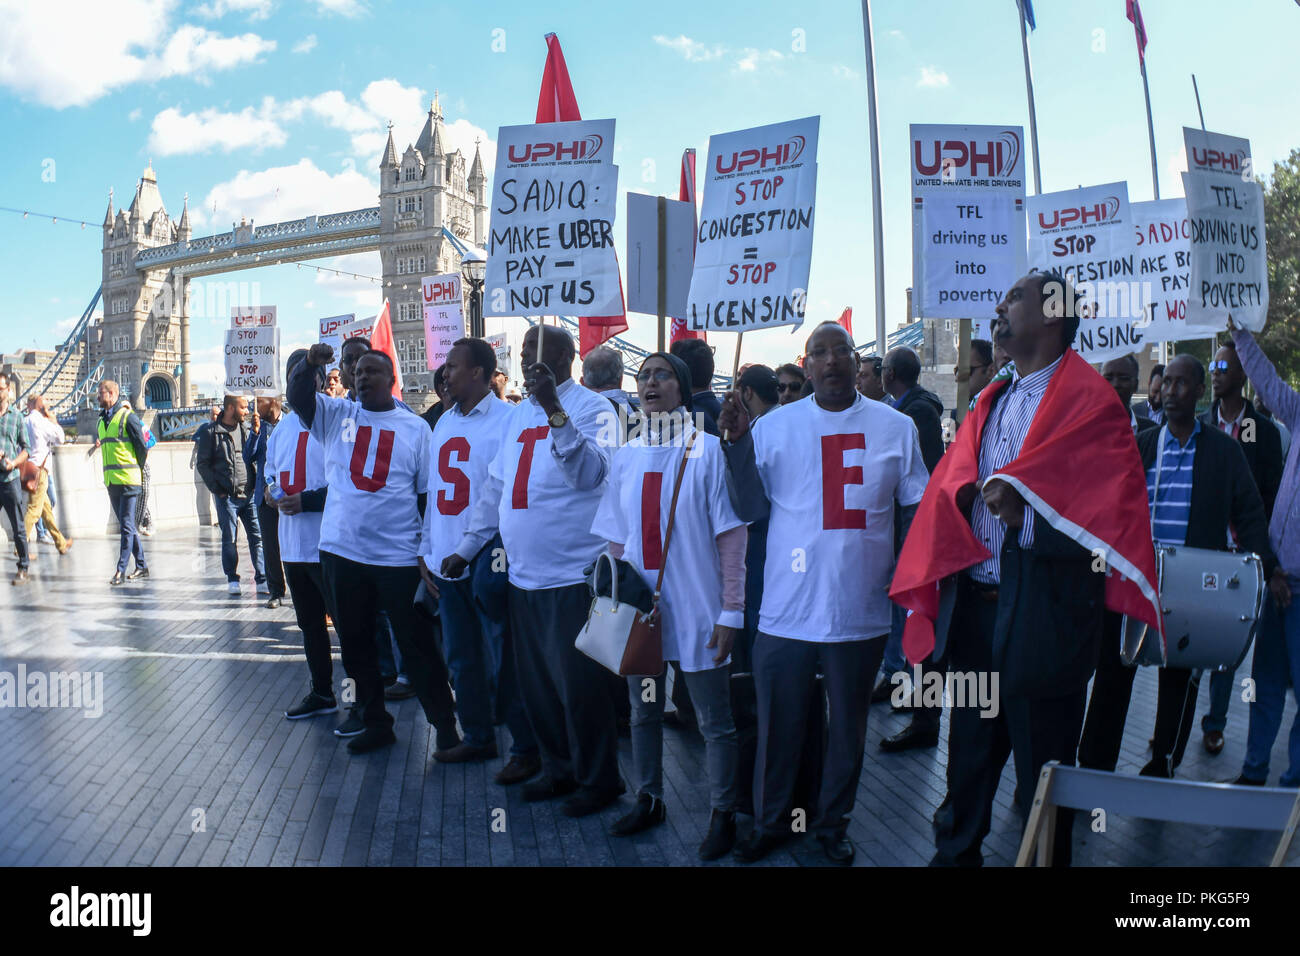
left=350, top=426, right=395, bottom=492
left=822, top=433, right=866, bottom=529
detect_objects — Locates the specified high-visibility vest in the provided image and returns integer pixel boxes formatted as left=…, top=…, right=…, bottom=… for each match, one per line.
left=98, top=406, right=141, bottom=486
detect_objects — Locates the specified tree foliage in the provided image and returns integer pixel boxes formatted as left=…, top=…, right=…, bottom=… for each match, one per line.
left=1260, top=148, right=1300, bottom=386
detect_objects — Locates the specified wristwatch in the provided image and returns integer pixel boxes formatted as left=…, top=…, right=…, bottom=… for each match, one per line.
left=547, top=409, right=569, bottom=429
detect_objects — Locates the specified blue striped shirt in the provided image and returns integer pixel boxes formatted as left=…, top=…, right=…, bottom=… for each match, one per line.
left=1147, top=422, right=1198, bottom=547
left=970, top=355, right=1063, bottom=584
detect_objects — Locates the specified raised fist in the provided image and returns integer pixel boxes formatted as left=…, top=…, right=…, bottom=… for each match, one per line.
left=307, top=343, right=334, bottom=367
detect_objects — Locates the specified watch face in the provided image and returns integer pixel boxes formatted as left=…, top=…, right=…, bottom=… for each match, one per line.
left=549, top=411, right=567, bottom=428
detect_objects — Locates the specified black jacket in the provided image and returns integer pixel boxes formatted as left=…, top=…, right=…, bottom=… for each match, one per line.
left=1198, top=399, right=1283, bottom=519
left=1137, top=423, right=1274, bottom=577
left=196, top=417, right=256, bottom=499
left=894, top=385, right=945, bottom=473
left=1134, top=414, right=1159, bottom=437
left=692, top=391, right=722, bottom=437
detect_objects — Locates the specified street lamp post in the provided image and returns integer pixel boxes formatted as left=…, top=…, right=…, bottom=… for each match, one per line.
left=460, top=250, right=486, bottom=339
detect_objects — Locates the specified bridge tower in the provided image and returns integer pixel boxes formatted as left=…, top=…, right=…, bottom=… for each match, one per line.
left=379, top=91, right=487, bottom=392
left=97, top=163, right=190, bottom=409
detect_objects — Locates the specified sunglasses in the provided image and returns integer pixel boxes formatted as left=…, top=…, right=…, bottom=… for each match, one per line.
left=1209, top=360, right=1231, bottom=373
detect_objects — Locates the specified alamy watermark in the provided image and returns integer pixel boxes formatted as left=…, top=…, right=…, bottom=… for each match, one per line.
left=889, top=664, right=1000, bottom=719
left=0, top=665, right=104, bottom=718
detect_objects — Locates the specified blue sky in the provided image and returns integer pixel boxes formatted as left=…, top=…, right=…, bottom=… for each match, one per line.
left=2, top=0, right=1298, bottom=392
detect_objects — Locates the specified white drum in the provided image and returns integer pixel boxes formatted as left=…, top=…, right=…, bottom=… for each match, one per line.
left=1121, top=545, right=1265, bottom=671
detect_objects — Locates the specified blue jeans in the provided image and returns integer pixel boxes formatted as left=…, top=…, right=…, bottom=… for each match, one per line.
left=107, top=484, right=146, bottom=575
left=439, top=571, right=536, bottom=754
left=1202, top=667, right=1239, bottom=735
left=1242, top=579, right=1300, bottom=786
left=215, top=494, right=265, bottom=584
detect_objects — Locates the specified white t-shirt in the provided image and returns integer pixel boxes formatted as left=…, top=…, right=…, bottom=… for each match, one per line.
left=751, top=393, right=929, bottom=642
left=591, top=427, right=745, bottom=672
left=307, top=393, right=431, bottom=566
left=266, top=411, right=326, bottom=564
left=422, top=394, right=513, bottom=580
left=490, top=378, right=614, bottom=590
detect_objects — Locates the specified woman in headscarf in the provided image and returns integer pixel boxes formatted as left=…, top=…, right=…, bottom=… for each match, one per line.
left=590, top=352, right=747, bottom=860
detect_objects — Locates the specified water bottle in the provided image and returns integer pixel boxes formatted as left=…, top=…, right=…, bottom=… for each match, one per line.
left=265, top=475, right=286, bottom=503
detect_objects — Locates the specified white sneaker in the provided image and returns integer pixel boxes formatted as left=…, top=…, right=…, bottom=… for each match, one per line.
left=227, top=581, right=241, bottom=595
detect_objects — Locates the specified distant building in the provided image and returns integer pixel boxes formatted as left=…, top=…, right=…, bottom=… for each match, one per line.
left=0, top=349, right=79, bottom=406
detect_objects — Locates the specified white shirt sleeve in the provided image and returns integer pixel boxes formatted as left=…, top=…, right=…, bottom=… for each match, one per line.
left=896, top=425, right=930, bottom=508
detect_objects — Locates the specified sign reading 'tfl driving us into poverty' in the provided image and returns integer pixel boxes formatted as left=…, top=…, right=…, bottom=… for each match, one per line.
left=1181, top=127, right=1269, bottom=332
left=910, top=123, right=1026, bottom=328
left=484, top=118, right=621, bottom=318
left=686, top=116, right=819, bottom=332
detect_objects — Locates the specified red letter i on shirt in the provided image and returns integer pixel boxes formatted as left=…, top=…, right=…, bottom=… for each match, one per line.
left=641, top=472, right=665, bottom=570
left=511, top=426, right=551, bottom=510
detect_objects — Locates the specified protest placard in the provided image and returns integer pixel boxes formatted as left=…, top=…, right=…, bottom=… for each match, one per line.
left=626, top=192, right=695, bottom=318
left=1130, top=198, right=1192, bottom=347
left=224, top=325, right=281, bottom=396
left=422, top=273, right=465, bottom=371
left=910, top=124, right=1026, bottom=322
left=484, top=118, right=621, bottom=318
left=231, top=306, right=276, bottom=329
left=318, top=313, right=356, bottom=371
left=486, top=332, right=511, bottom=380
left=685, top=116, right=818, bottom=333
left=1181, top=127, right=1268, bottom=332
left=1026, top=182, right=1146, bottom=361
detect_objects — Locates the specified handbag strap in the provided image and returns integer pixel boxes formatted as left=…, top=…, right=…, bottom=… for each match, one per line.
left=653, top=429, right=698, bottom=600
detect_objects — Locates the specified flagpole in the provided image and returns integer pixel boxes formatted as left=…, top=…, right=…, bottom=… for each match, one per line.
left=1140, top=59, right=1160, bottom=201
left=860, top=0, right=887, bottom=355
left=1018, top=4, right=1043, bottom=194
left=1191, top=73, right=1206, bottom=130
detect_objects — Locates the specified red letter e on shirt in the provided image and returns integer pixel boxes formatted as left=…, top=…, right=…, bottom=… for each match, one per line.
left=821, top=433, right=866, bottom=530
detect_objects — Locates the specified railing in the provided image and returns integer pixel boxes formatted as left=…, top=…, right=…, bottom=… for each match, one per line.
left=18, top=287, right=101, bottom=403
left=51, top=358, right=105, bottom=413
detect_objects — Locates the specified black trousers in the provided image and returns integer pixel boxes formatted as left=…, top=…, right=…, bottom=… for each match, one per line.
left=1, top=477, right=28, bottom=571
left=284, top=561, right=332, bottom=697
left=319, top=550, right=455, bottom=734
left=506, top=582, right=621, bottom=793
left=1149, top=667, right=1202, bottom=776
left=751, top=631, right=884, bottom=837
left=1077, top=611, right=1137, bottom=772
left=934, top=578, right=1082, bottom=867
left=258, top=502, right=286, bottom=599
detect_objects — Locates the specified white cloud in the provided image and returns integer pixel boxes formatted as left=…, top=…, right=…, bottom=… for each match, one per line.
left=832, top=64, right=858, bottom=81
left=292, top=33, right=317, bottom=54
left=917, top=66, right=950, bottom=88
left=195, top=0, right=271, bottom=20
left=310, top=0, right=366, bottom=16
left=652, top=34, right=724, bottom=62
left=148, top=99, right=285, bottom=156
left=310, top=252, right=384, bottom=309
left=194, top=158, right=378, bottom=230
left=0, top=2, right=276, bottom=109
left=735, top=48, right=784, bottom=73
left=128, top=108, right=142, bottom=122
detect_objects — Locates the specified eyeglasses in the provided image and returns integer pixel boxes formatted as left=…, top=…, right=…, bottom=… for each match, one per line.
left=776, top=382, right=802, bottom=393
left=806, top=344, right=855, bottom=360
left=635, top=369, right=676, bottom=384
left=1209, top=360, right=1231, bottom=373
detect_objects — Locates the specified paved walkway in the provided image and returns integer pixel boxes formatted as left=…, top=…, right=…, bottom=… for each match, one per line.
left=1, top=526, right=1295, bottom=866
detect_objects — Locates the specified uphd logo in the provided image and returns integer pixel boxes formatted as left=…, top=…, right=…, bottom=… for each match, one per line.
left=50, top=886, right=151, bottom=936
left=1189, top=146, right=1249, bottom=174
left=508, top=134, right=604, bottom=164
left=715, top=135, right=807, bottom=174
left=914, top=129, right=1021, bottom=178
left=1037, top=195, right=1121, bottom=230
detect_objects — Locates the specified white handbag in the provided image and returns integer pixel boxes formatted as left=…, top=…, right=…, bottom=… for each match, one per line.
left=576, top=432, right=696, bottom=677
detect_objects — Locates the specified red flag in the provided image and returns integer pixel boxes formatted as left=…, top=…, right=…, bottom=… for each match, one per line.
left=1126, top=0, right=1148, bottom=63
left=836, top=306, right=853, bottom=337
left=890, top=348, right=1161, bottom=664
left=671, top=148, right=705, bottom=345
left=369, top=300, right=404, bottom=400
left=534, top=33, right=628, bottom=357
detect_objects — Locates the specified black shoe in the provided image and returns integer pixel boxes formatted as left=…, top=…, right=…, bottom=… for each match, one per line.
left=610, top=794, right=666, bottom=836
left=495, top=753, right=542, bottom=786
left=110, top=572, right=125, bottom=586
left=264, top=596, right=281, bottom=609
left=1139, top=759, right=1173, bottom=779
left=126, top=567, right=149, bottom=581
left=347, top=726, right=396, bottom=754
left=562, top=784, right=626, bottom=818
left=522, top=776, right=580, bottom=803
left=385, top=680, right=417, bottom=701
left=434, top=740, right=498, bottom=764
left=12, top=569, right=29, bottom=586
left=434, top=723, right=461, bottom=752
left=816, top=832, right=855, bottom=865
left=870, top=675, right=895, bottom=704
left=285, top=692, right=338, bottom=720
left=880, top=721, right=940, bottom=753
left=1204, top=731, right=1225, bottom=755
left=333, top=707, right=365, bottom=738
left=732, top=830, right=791, bottom=864
left=1232, top=774, right=1266, bottom=786
left=698, top=810, right=737, bottom=860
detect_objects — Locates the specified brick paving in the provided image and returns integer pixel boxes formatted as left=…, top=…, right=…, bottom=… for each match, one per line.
left=1, top=525, right=1296, bottom=866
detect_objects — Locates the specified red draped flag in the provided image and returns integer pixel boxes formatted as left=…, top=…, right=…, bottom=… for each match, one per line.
left=836, top=307, right=853, bottom=337
left=670, top=148, right=705, bottom=345
left=369, top=299, right=404, bottom=400
left=535, top=33, right=628, bottom=357
left=1126, top=0, right=1148, bottom=63
left=890, top=348, right=1161, bottom=665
